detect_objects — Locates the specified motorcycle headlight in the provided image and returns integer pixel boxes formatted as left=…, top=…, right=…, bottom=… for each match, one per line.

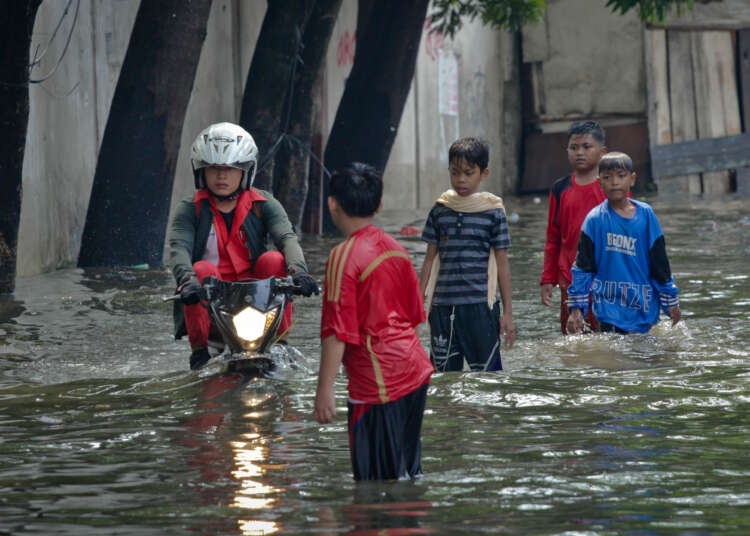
left=232, top=306, right=278, bottom=348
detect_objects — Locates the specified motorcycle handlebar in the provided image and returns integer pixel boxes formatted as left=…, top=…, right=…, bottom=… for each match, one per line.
left=163, top=277, right=319, bottom=302
left=273, top=277, right=317, bottom=296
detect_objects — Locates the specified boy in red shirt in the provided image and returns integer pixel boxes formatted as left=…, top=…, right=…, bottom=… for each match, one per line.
left=314, top=162, right=433, bottom=481
left=540, top=121, right=607, bottom=334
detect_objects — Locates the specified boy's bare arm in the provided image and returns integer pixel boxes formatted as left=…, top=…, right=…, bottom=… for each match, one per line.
left=494, top=248, right=515, bottom=349
left=668, top=305, right=681, bottom=326
left=419, top=243, right=438, bottom=298
left=540, top=284, right=556, bottom=307
left=314, top=335, right=346, bottom=424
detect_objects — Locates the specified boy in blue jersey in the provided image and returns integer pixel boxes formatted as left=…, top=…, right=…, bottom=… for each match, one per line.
left=567, top=152, right=681, bottom=334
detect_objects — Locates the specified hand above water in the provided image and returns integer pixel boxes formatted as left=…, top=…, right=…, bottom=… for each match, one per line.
left=314, top=385, right=336, bottom=424
left=179, top=277, right=202, bottom=305
left=500, top=313, right=515, bottom=349
left=292, top=271, right=320, bottom=297
left=567, top=308, right=584, bottom=334
left=540, top=283, right=555, bottom=307
left=668, top=305, right=681, bottom=326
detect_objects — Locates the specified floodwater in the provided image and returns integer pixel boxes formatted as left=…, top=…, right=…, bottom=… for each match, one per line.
left=1, top=195, right=749, bottom=535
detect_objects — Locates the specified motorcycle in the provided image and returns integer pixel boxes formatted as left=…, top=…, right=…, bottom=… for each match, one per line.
left=169, top=276, right=311, bottom=376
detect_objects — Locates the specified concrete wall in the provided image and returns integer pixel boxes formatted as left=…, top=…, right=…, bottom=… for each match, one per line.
left=325, top=7, right=510, bottom=209
left=414, top=18, right=510, bottom=206
left=18, top=0, right=139, bottom=276
left=18, top=0, right=510, bottom=276
left=661, top=0, right=750, bottom=28
left=521, top=0, right=646, bottom=133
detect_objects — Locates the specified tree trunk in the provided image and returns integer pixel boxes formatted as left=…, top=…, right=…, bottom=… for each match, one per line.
left=239, top=0, right=313, bottom=192
left=0, top=0, right=42, bottom=293
left=78, top=0, right=212, bottom=268
left=322, top=0, right=429, bottom=233
left=273, top=0, right=343, bottom=230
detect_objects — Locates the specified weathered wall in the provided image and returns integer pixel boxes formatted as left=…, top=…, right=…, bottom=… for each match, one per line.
left=18, top=0, right=139, bottom=276
left=521, top=0, right=646, bottom=133
left=325, top=5, right=510, bottom=209
left=18, top=0, right=510, bottom=276
left=660, top=0, right=750, bottom=28
left=417, top=18, right=510, bottom=206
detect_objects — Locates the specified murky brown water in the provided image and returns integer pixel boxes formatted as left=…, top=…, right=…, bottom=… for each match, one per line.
left=1, top=195, right=749, bottom=535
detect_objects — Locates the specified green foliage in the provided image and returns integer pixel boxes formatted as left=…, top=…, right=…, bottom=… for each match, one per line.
left=430, top=0, right=691, bottom=37
left=430, top=0, right=545, bottom=36
left=606, top=0, right=693, bottom=23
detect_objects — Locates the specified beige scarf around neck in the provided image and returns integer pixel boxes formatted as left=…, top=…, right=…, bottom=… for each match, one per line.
left=424, top=189, right=505, bottom=314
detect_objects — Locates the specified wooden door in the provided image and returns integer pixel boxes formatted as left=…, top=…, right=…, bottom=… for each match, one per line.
left=645, top=28, right=748, bottom=194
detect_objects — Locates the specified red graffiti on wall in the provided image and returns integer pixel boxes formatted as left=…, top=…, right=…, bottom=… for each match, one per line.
left=424, top=18, right=445, bottom=62
left=337, top=30, right=356, bottom=66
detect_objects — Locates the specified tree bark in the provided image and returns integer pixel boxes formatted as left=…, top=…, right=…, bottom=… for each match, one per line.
left=273, top=0, right=343, bottom=230
left=322, top=0, right=430, bottom=233
left=239, top=0, right=313, bottom=192
left=0, top=0, right=42, bottom=293
left=78, top=0, right=212, bottom=268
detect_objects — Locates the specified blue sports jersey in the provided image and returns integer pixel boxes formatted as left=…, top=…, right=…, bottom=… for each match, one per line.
left=567, top=200, right=679, bottom=333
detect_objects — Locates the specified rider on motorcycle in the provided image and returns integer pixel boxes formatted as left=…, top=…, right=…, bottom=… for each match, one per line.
left=168, top=122, right=318, bottom=370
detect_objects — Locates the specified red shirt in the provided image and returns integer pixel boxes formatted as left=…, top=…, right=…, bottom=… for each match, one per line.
left=194, top=189, right=266, bottom=280
left=541, top=173, right=607, bottom=286
left=321, top=225, right=433, bottom=404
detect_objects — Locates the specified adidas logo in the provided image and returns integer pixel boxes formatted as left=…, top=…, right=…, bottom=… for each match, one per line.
left=433, top=334, right=448, bottom=350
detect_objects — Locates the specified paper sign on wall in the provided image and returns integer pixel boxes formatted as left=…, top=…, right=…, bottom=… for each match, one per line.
left=438, top=50, right=458, bottom=116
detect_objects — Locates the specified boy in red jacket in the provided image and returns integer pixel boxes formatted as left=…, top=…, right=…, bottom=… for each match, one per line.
left=540, top=121, right=607, bottom=333
left=314, top=163, right=433, bottom=480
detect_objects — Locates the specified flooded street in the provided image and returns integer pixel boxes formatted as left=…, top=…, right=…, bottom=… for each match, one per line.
left=2, top=196, right=750, bottom=535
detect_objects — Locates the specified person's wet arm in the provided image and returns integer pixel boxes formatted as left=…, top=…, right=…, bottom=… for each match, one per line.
left=541, top=191, right=562, bottom=305
left=168, top=200, right=198, bottom=286
left=263, top=194, right=308, bottom=273
left=419, top=243, right=438, bottom=298
left=494, top=248, right=515, bottom=348
left=315, top=337, right=345, bottom=424
left=566, top=230, right=596, bottom=334
left=649, top=234, right=680, bottom=325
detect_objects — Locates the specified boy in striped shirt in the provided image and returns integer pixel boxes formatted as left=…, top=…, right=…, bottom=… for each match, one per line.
left=314, top=163, right=433, bottom=480
left=420, top=137, right=515, bottom=372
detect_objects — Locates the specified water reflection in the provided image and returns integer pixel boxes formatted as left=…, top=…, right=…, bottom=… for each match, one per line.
left=181, top=373, right=293, bottom=535
left=0, top=295, right=25, bottom=323
left=314, top=481, right=434, bottom=535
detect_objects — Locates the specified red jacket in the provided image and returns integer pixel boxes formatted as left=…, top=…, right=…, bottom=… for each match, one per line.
left=193, top=189, right=266, bottom=280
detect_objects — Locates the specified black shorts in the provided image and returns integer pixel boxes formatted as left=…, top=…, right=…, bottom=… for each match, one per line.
left=428, top=302, right=502, bottom=372
left=348, top=383, right=429, bottom=481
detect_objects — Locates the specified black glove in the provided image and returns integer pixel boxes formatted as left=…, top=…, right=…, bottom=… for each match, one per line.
left=179, top=277, right=202, bottom=305
left=291, top=271, right=320, bottom=297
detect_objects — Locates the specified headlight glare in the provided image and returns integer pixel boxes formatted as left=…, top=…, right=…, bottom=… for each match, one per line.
left=232, top=307, right=278, bottom=344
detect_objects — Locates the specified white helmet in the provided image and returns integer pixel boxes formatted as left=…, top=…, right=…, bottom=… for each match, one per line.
left=190, top=122, right=258, bottom=190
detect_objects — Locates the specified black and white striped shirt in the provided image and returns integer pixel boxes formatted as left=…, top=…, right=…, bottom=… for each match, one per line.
left=422, top=204, right=510, bottom=306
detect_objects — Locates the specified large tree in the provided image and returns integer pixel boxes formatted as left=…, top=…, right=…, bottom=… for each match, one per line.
left=78, top=0, right=213, bottom=268
left=322, top=0, right=430, bottom=233
left=238, top=1, right=315, bottom=192
left=273, top=0, right=343, bottom=230
left=0, top=0, right=42, bottom=293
